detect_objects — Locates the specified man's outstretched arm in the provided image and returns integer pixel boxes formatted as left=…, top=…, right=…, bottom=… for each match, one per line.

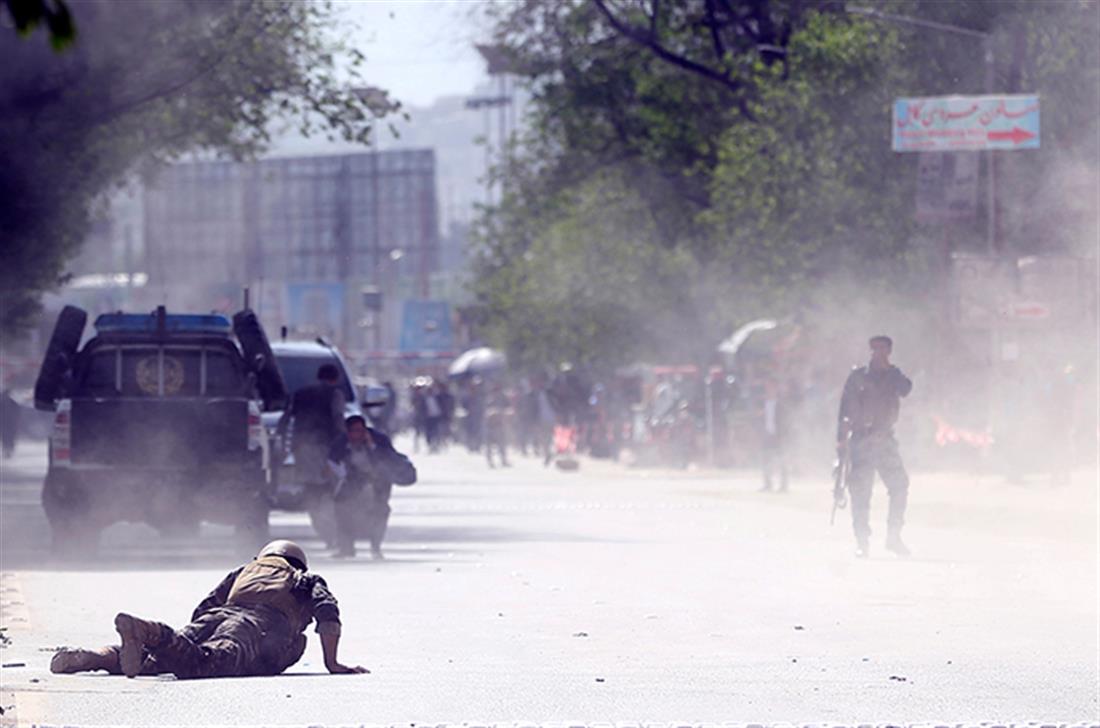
left=319, top=629, right=368, bottom=674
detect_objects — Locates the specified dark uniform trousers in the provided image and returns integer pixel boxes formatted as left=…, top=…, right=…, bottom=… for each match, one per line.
left=334, top=480, right=392, bottom=553
left=847, top=432, right=909, bottom=539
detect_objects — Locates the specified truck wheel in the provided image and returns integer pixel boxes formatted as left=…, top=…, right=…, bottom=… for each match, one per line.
left=42, top=469, right=101, bottom=556
left=34, top=305, right=87, bottom=411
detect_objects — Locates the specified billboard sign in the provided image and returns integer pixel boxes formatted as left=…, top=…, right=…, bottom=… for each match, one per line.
left=286, top=282, right=344, bottom=338
left=893, top=95, right=1039, bottom=153
left=400, top=300, right=453, bottom=353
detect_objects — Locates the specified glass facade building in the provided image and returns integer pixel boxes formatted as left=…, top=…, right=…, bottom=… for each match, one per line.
left=143, top=150, right=439, bottom=352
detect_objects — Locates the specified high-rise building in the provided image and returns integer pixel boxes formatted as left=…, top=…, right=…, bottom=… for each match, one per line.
left=142, top=149, right=439, bottom=353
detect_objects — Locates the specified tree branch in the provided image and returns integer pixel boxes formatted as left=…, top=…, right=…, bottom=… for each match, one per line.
left=592, top=0, right=742, bottom=95
left=78, top=0, right=261, bottom=131
left=703, top=0, right=728, bottom=65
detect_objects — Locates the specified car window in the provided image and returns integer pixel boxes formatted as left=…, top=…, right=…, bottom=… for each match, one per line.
left=82, top=350, right=119, bottom=395
left=80, top=347, right=244, bottom=397
left=203, top=350, right=246, bottom=396
left=275, top=354, right=354, bottom=401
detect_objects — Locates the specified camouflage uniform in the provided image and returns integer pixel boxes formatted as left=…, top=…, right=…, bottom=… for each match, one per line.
left=67, top=555, right=341, bottom=679
left=837, top=364, right=913, bottom=543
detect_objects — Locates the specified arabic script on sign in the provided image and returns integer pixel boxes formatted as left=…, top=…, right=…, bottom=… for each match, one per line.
left=892, top=95, right=1040, bottom=153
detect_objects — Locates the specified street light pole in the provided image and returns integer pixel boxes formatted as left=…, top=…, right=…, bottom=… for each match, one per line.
left=983, top=36, right=997, bottom=256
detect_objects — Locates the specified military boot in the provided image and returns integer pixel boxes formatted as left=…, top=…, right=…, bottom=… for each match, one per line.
left=114, top=613, right=167, bottom=678
left=50, top=647, right=119, bottom=674
left=885, top=530, right=911, bottom=557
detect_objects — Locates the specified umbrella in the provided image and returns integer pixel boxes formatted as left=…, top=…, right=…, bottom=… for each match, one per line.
left=717, top=319, right=778, bottom=357
left=448, top=347, right=507, bottom=378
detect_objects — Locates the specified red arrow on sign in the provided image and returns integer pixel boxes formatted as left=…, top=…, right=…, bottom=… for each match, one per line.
left=1001, top=301, right=1050, bottom=319
left=987, top=126, right=1035, bottom=145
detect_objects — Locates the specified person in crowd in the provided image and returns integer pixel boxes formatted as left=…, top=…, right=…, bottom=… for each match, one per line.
left=0, top=387, right=21, bottom=459
left=461, top=378, right=485, bottom=453
left=423, top=381, right=445, bottom=451
left=759, top=378, right=794, bottom=493
left=369, top=380, right=398, bottom=436
left=436, top=380, right=455, bottom=448
left=483, top=383, right=513, bottom=468
left=410, top=379, right=429, bottom=453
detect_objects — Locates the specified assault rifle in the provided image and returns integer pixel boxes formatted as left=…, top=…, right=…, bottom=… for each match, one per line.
left=830, top=432, right=851, bottom=526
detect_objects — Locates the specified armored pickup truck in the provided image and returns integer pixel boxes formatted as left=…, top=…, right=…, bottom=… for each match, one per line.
left=33, top=305, right=287, bottom=554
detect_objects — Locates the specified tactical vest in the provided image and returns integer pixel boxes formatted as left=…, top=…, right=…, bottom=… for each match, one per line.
left=226, top=555, right=307, bottom=629
left=849, top=367, right=901, bottom=434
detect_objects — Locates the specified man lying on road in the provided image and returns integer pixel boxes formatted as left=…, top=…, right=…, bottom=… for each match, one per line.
left=49, top=539, right=367, bottom=678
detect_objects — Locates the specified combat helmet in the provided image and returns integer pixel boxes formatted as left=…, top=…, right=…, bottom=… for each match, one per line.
left=258, top=539, right=308, bottom=570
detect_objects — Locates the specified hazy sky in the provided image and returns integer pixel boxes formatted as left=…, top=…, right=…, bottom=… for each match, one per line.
left=336, top=0, right=491, bottom=108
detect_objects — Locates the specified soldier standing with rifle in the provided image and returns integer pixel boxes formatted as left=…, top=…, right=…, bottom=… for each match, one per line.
left=836, top=335, right=913, bottom=558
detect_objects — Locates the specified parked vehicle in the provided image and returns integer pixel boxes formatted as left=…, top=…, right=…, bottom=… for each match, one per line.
left=33, top=306, right=286, bottom=553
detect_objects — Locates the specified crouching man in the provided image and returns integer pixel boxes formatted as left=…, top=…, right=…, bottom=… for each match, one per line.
left=50, top=540, right=367, bottom=678
left=328, top=414, right=417, bottom=560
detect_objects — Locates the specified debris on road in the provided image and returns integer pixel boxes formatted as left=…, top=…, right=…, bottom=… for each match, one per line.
left=572, top=632, right=589, bottom=637
left=595, top=677, right=605, bottom=682
left=889, top=675, right=909, bottom=682
left=793, top=625, right=805, bottom=630
left=0, top=663, right=25, bottom=668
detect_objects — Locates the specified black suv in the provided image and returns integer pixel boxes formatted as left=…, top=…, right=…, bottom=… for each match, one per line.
left=33, top=305, right=287, bottom=553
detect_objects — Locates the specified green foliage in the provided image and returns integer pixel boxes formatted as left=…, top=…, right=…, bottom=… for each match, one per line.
left=469, top=0, right=1098, bottom=370
left=4, top=0, right=75, bottom=49
left=0, top=0, right=398, bottom=336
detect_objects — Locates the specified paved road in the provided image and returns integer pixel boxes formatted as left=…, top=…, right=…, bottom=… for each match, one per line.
left=0, top=437, right=1096, bottom=725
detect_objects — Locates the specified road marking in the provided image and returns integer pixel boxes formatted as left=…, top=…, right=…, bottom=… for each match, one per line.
left=0, top=573, right=30, bottom=633
left=0, top=573, right=33, bottom=728
left=397, top=501, right=719, bottom=515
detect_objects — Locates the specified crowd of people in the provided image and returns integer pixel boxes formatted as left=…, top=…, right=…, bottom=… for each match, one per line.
left=360, top=360, right=837, bottom=484
left=358, top=333, right=1095, bottom=497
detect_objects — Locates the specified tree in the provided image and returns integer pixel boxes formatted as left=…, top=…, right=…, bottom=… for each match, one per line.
left=0, top=0, right=398, bottom=336
left=469, top=0, right=1098, bottom=371
left=471, top=0, right=894, bottom=369
left=3, top=0, right=75, bottom=49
